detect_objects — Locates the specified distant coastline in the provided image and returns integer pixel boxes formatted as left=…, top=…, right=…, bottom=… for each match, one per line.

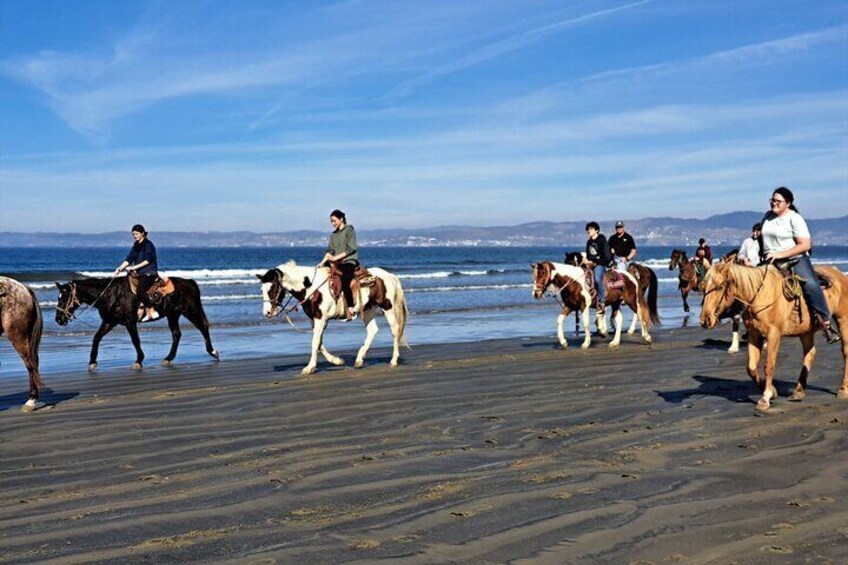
left=2, top=211, right=847, bottom=247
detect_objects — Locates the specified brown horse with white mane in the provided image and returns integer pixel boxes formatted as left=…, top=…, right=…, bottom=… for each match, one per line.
left=701, top=261, right=848, bottom=411
left=669, top=249, right=702, bottom=312
left=0, top=276, right=44, bottom=412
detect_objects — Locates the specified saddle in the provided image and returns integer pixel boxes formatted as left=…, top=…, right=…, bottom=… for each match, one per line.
left=581, top=267, right=625, bottom=308
left=327, top=264, right=389, bottom=312
left=127, top=272, right=175, bottom=299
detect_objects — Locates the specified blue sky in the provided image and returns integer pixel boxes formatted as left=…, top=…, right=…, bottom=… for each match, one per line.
left=1, top=0, right=847, bottom=232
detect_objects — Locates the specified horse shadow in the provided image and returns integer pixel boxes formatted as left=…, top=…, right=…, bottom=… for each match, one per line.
left=696, top=338, right=747, bottom=351
left=657, top=375, right=834, bottom=405
left=0, top=389, right=80, bottom=412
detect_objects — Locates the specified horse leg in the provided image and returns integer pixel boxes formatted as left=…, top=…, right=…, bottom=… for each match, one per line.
left=746, top=330, right=764, bottom=390
left=320, top=343, right=345, bottom=367
left=757, top=331, right=782, bottom=412
left=596, top=308, right=608, bottom=337
left=627, top=310, right=638, bottom=335
left=183, top=309, right=219, bottom=360
left=790, top=332, right=815, bottom=402
left=302, top=319, right=326, bottom=375
left=633, top=293, right=652, bottom=344
left=88, top=321, right=116, bottom=372
left=557, top=306, right=571, bottom=348
left=579, top=306, right=591, bottom=349
left=682, top=289, right=690, bottom=313
left=385, top=308, right=403, bottom=367
left=728, top=315, right=740, bottom=354
left=162, top=314, right=182, bottom=366
left=836, top=317, right=848, bottom=400
left=126, top=322, right=145, bottom=370
left=609, top=306, right=623, bottom=348
left=8, top=332, right=41, bottom=411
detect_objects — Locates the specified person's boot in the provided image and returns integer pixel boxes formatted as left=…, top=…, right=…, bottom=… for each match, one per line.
left=817, top=316, right=841, bottom=344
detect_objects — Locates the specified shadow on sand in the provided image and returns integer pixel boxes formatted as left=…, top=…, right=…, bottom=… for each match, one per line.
left=657, top=375, right=834, bottom=405
left=0, top=389, right=80, bottom=412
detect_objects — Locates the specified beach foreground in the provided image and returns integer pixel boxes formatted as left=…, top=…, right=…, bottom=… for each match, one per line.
left=1, top=327, right=847, bottom=564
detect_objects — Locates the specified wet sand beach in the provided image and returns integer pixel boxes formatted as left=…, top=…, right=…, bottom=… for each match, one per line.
left=1, top=326, right=847, bottom=564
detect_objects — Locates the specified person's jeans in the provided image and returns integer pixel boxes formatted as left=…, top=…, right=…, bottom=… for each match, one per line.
left=792, top=255, right=833, bottom=323
left=613, top=257, right=629, bottom=271
left=593, top=265, right=607, bottom=305
left=136, top=274, right=157, bottom=308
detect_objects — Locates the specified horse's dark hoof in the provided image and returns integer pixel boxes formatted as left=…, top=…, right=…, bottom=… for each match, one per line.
left=161, top=359, right=173, bottom=367
left=131, top=362, right=143, bottom=371
left=88, top=363, right=98, bottom=373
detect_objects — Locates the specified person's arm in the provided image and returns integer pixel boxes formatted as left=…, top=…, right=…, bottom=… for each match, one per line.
left=627, top=237, right=637, bottom=261
left=581, top=241, right=594, bottom=267
left=116, top=247, right=138, bottom=275
left=127, top=260, right=150, bottom=272
left=764, top=238, right=811, bottom=261
left=328, top=226, right=357, bottom=262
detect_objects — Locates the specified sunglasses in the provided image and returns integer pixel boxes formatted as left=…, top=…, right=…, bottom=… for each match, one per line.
left=769, top=198, right=786, bottom=205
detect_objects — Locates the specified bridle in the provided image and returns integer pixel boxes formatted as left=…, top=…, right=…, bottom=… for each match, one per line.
left=263, top=267, right=330, bottom=332
left=56, top=283, right=81, bottom=321
left=704, top=263, right=774, bottom=317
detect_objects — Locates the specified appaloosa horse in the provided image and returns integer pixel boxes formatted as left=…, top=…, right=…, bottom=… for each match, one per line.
left=0, top=277, right=44, bottom=412
left=701, top=261, right=848, bottom=411
left=258, top=261, right=409, bottom=374
left=533, top=259, right=655, bottom=348
left=55, top=276, right=219, bottom=371
left=669, top=249, right=702, bottom=312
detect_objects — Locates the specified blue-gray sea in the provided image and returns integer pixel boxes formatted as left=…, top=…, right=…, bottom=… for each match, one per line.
left=2, top=246, right=847, bottom=377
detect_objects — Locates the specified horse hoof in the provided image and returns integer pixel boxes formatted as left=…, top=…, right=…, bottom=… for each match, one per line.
left=837, top=389, right=848, bottom=400
left=756, top=399, right=771, bottom=412
left=161, top=359, right=173, bottom=367
left=389, top=361, right=399, bottom=368
left=88, top=364, right=98, bottom=373
left=211, top=350, right=220, bottom=360
left=608, top=342, right=620, bottom=349
left=788, top=391, right=806, bottom=402
left=301, top=367, right=315, bottom=375
left=21, top=400, right=36, bottom=413
left=580, top=343, right=590, bottom=350
left=559, top=342, right=568, bottom=349
left=644, top=336, right=653, bottom=344
left=132, top=363, right=143, bottom=371
left=727, top=347, right=739, bottom=354
left=627, top=330, right=636, bottom=336
left=354, top=359, right=364, bottom=368
left=332, top=358, right=345, bottom=367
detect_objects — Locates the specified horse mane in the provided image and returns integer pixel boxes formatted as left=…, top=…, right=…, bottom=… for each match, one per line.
left=726, top=263, right=775, bottom=296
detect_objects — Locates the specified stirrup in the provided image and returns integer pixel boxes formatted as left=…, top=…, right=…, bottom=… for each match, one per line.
left=823, top=325, right=841, bottom=344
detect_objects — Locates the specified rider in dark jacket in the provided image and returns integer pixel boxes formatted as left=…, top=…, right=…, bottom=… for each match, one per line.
left=114, top=224, right=160, bottom=322
left=582, top=221, right=612, bottom=306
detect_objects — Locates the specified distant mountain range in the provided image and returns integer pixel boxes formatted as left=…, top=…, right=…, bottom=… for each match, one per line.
left=2, top=212, right=847, bottom=247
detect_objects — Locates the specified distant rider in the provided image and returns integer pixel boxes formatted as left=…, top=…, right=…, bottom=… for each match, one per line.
left=608, top=220, right=637, bottom=270
left=737, top=223, right=762, bottom=266
left=114, top=224, right=159, bottom=322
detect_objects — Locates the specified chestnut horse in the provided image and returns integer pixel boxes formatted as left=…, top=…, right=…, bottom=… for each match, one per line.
left=0, top=277, right=44, bottom=412
left=669, top=249, right=702, bottom=312
left=258, top=261, right=409, bottom=374
left=532, top=260, right=654, bottom=348
left=701, top=261, right=848, bottom=411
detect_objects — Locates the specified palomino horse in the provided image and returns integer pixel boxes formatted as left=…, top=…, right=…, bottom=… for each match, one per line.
left=258, top=261, right=409, bottom=374
left=55, top=276, right=219, bottom=371
left=0, top=277, right=44, bottom=412
left=701, top=261, right=848, bottom=411
left=532, top=260, right=655, bottom=348
left=669, top=249, right=702, bottom=312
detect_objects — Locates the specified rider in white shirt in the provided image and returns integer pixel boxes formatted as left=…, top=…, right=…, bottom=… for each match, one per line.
left=737, top=223, right=762, bottom=266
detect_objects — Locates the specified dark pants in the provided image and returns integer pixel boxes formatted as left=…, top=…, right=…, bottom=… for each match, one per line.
left=593, top=265, right=607, bottom=305
left=793, top=255, right=833, bottom=323
left=338, top=262, right=358, bottom=309
left=136, top=274, right=157, bottom=308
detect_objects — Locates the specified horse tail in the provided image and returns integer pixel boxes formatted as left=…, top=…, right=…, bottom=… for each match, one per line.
left=26, top=286, right=44, bottom=390
left=393, top=277, right=411, bottom=350
left=647, top=267, right=660, bottom=325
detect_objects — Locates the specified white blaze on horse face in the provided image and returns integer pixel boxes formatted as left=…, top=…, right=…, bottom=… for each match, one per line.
left=261, top=282, right=274, bottom=317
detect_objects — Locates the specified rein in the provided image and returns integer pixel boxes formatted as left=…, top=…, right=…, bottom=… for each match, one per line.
left=266, top=267, right=330, bottom=333
left=60, top=277, right=119, bottom=327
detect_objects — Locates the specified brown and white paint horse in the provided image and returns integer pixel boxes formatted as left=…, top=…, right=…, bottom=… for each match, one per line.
left=669, top=249, right=702, bottom=312
left=532, top=261, right=654, bottom=348
left=258, top=261, right=409, bottom=374
left=701, top=261, right=848, bottom=411
left=0, top=276, right=44, bottom=412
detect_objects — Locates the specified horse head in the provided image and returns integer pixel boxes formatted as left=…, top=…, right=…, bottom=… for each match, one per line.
left=700, top=262, right=736, bottom=329
left=54, top=282, right=80, bottom=326
left=531, top=262, right=553, bottom=299
left=669, top=249, right=684, bottom=270
left=256, top=269, right=286, bottom=318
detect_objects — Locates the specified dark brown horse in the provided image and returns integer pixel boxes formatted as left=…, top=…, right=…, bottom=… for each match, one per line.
left=0, top=276, right=44, bottom=412
left=669, top=249, right=701, bottom=312
left=55, top=276, right=219, bottom=371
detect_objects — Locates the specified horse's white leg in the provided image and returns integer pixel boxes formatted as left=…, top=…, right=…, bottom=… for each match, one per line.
left=385, top=309, right=402, bottom=367
left=321, top=344, right=344, bottom=366
left=302, top=319, right=326, bottom=375
left=580, top=307, right=591, bottom=349
left=757, top=331, right=782, bottom=411
left=596, top=309, right=608, bottom=336
left=557, top=313, right=568, bottom=348
left=637, top=302, right=652, bottom=343
left=609, top=309, right=623, bottom=348
left=627, top=311, right=638, bottom=335
left=355, top=310, right=379, bottom=368
left=728, top=316, right=740, bottom=354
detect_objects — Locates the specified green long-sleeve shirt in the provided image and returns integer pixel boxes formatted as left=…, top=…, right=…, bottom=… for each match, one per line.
left=327, top=225, right=358, bottom=264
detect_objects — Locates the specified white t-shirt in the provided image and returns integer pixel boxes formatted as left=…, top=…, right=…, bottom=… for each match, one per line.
left=738, top=237, right=761, bottom=265
left=760, top=210, right=810, bottom=255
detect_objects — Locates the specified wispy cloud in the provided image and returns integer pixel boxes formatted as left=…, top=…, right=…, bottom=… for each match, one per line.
left=388, top=0, right=653, bottom=98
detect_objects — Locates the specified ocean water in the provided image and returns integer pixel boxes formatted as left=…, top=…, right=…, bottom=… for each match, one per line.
left=2, top=246, right=848, bottom=377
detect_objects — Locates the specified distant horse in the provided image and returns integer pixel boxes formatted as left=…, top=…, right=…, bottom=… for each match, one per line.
left=564, top=253, right=660, bottom=335
left=533, top=259, right=655, bottom=348
left=0, top=277, right=44, bottom=412
left=701, top=261, right=848, bottom=411
left=55, top=276, right=219, bottom=371
left=669, top=249, right=702, bottom=312
left=716, top=249, right=745, bottom=354
left=258, top=261, right=409, bottom=374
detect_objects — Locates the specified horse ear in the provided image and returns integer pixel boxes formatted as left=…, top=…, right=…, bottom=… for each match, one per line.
left=255, top=274, right=264, bottom=280
left=55, top=282, right=63, bottom=289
